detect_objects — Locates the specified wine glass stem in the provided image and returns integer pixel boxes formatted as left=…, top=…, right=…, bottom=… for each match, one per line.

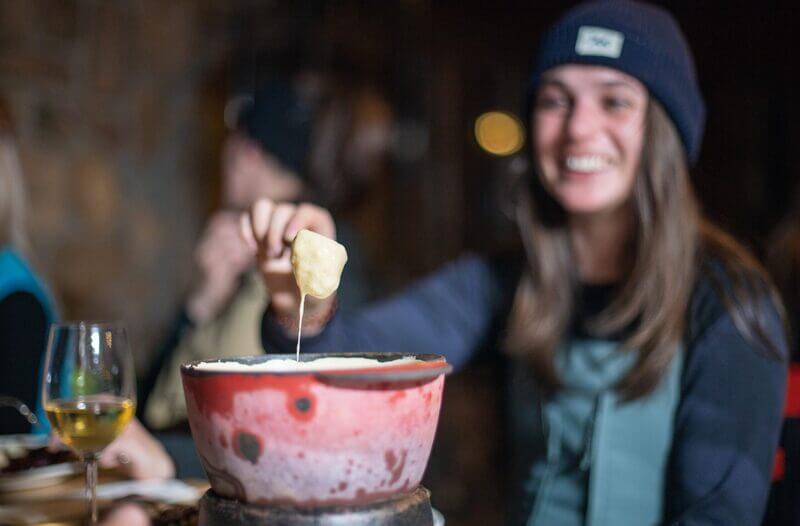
left=86, top=455, right=98, bottom=525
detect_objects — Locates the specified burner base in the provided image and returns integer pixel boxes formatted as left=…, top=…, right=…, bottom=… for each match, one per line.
left=198, top=486, right=434, bottom=526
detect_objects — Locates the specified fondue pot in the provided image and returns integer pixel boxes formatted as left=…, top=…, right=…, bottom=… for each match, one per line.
left=180, top=353, right=451, bottom=508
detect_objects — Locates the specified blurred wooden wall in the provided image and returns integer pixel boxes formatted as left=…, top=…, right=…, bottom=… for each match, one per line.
left=0, top=0, right=229, bottom=366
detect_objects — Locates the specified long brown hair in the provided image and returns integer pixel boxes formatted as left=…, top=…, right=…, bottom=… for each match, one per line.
left=766, top=193, right=800, bottom=355
left=0, top=97, right=31, bottom=256
left=506, top=99, right=784, bottom=400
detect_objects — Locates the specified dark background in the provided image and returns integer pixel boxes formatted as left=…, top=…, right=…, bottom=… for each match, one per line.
left=2, top=1, right=798, bottom=523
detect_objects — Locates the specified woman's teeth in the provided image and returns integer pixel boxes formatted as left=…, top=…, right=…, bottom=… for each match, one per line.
left=565, top=155, right=610, bottom=172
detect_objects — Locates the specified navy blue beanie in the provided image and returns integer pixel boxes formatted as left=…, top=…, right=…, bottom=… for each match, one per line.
left=526, top=0, right=706, bottom=164
left=237, top=78, right=314, bottom=178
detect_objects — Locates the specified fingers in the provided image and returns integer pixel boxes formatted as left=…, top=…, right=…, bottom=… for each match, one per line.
left=46, top=434, right=63, bottom=452
left=240, top=199, right=272, bottom=253
left=251, top=198, right=273, bottom=241
left=259, top=253, right=293, bottom=275
left=285, top=204, right=336, bottom=243
left=100, top=503, right=151, bottom=526
left=267, top=204, right=296, bottom=258
left=98, top=452, right=119, bottom=470
left=240, top=212, right=257, bottom=251
left=99, top=440, right=126, bottom=471
left=97, top=419, right=175, bottom=480
left=98, top=418, right=136, bottom=471
left=241, top=199, right=336, bottom=261
left=244, top=198, right=298, bottom=256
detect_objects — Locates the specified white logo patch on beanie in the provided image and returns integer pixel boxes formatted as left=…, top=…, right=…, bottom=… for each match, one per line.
left=575, top=26, right=624, bottom=58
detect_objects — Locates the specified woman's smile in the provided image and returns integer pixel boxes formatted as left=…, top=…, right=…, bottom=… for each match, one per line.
left=563, top=154, right=614, bottom=174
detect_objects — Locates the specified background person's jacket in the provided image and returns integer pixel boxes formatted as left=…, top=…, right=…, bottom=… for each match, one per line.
left=0, top=246, right=57, bottom=435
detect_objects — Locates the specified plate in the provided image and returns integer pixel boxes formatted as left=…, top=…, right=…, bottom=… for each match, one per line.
left=0, top=434, right=82, bottom=492
left=0, top=461, right=83, bottom=492
left=0, top=434, right=48, bottom=449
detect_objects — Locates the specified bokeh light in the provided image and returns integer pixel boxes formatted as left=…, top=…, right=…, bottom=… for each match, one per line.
left=474, top=111, right=524, bottom=156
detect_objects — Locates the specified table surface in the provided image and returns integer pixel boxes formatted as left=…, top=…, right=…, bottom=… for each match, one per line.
left=0, top=468, right=208, bottom=525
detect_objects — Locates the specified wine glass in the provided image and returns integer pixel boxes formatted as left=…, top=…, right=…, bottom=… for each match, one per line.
left=41, top=322, right=136, bottom=525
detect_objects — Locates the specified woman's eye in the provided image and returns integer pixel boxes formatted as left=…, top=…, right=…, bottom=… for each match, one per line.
left=537, top=95, right=569, bottom=110
left=603, top=97, right=632, bottom=110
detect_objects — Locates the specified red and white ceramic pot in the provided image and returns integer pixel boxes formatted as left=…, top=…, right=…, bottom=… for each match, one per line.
left=180, top=353, right=451, bottom=507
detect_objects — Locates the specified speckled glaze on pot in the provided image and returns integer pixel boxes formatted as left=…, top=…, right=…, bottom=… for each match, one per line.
left=180, top=353, right=451, bottom=507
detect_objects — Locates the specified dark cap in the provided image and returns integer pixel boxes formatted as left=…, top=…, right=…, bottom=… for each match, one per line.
left=526, top=0, right=706, bottom=164
left=236, top=78, right=314, bottom=177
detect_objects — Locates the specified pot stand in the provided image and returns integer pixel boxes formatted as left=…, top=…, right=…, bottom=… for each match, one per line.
left=198, top=485, right=434, bottom=526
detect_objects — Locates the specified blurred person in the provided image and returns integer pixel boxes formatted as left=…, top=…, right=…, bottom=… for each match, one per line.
left=242, top=2, right=788, bottom=524
left=0, top=96, right=57, bottom=435
left=141, top=73, right=392, bottom=433
left=763, top=197, right=800, bottom=526
left=0, top=97, right=176, bottom=486
left=1, top=97, right=174, bottom=487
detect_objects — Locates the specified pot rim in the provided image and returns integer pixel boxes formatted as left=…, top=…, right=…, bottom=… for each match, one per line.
left=181, top=352, right=452, bottom=382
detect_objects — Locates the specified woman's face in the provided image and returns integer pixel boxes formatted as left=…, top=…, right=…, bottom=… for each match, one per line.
left=222, top=134, right=304, bottom=210
left=533, top=65, right=648, bottom=216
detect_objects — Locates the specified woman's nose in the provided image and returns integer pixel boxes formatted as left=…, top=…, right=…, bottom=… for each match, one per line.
left=565, top=100, right=602, bottom=141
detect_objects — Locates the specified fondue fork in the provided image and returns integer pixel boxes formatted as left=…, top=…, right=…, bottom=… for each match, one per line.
left=0, top=395, right=38, bottom=425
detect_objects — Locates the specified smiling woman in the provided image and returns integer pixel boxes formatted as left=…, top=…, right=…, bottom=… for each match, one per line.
left=240, top=1, right=788, bottom=525
left=510, top=86, right=701, bottom=398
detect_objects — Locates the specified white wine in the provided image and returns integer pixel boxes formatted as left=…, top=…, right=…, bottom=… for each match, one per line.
left=45, top=396, right=135, bottom=455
